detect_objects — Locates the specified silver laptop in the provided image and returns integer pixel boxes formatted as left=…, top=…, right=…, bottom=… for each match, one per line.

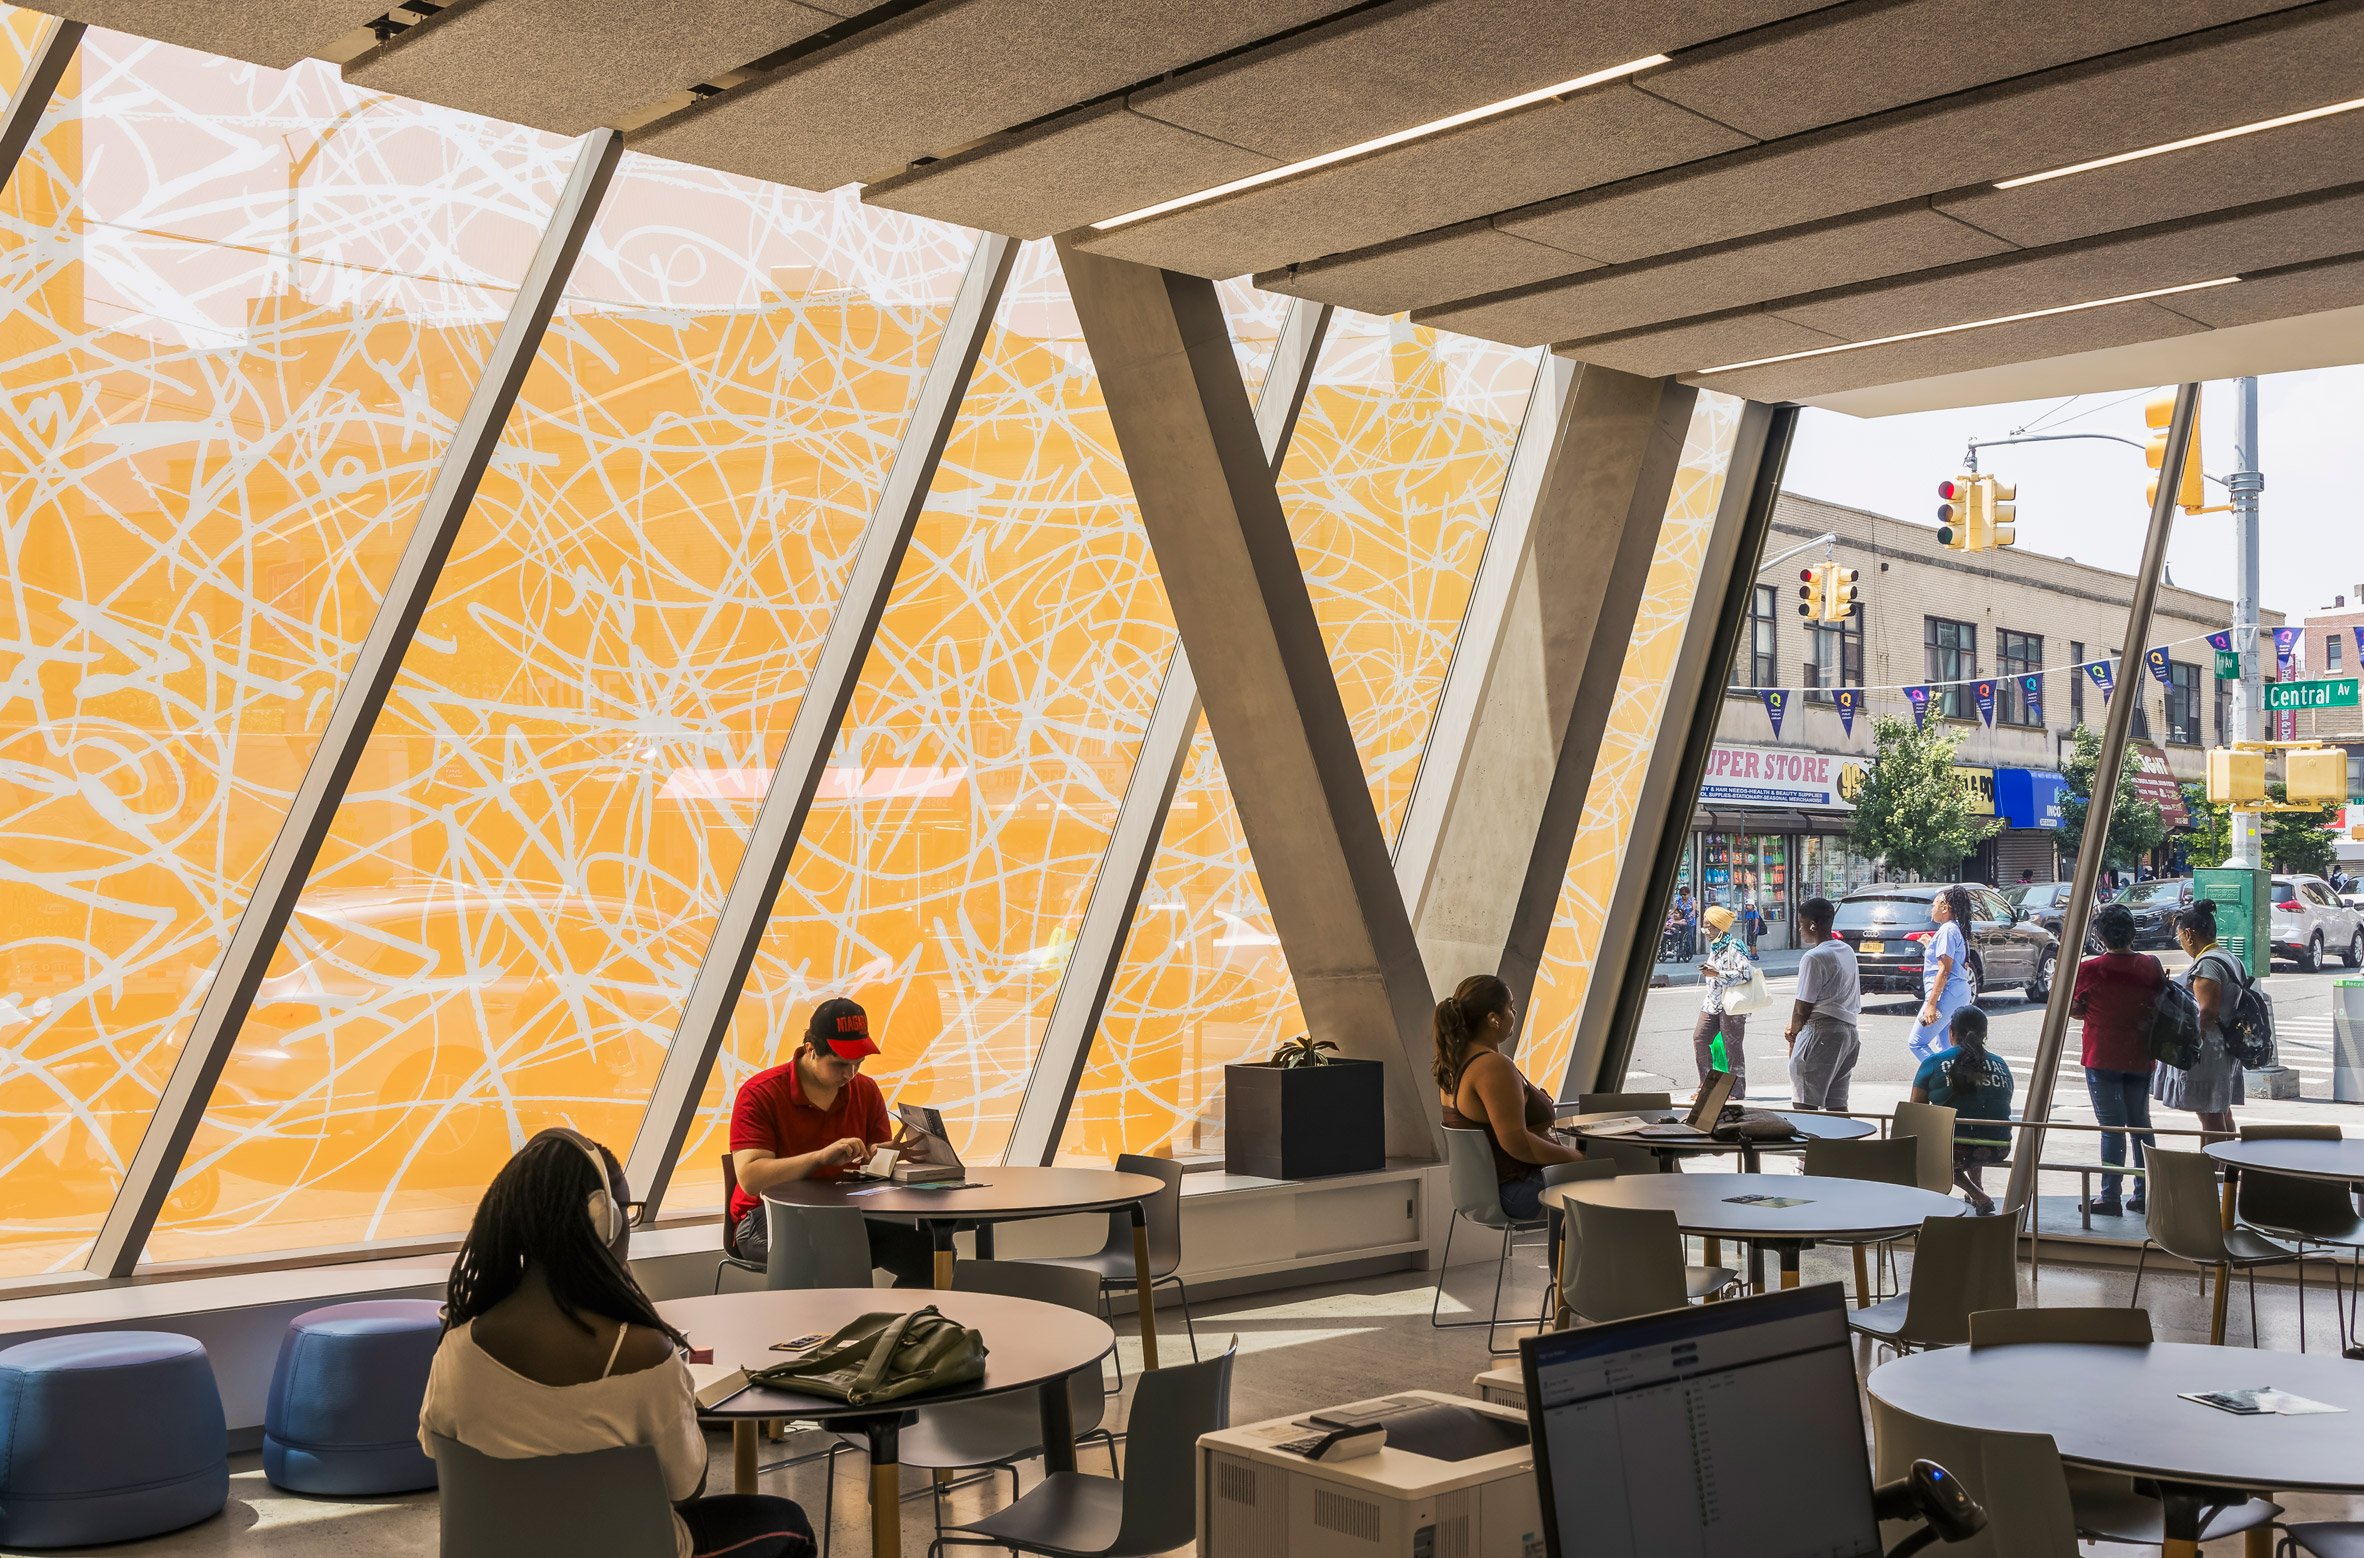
left=1639, top=1069, right=1735, bottom=1139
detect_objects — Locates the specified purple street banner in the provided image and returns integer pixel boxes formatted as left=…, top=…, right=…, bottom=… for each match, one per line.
left=1905, top=684, right=1932, bottom=729
left=1761, top=687, right=1788, bottom=739
left=1833, top=686, right=1858, bottom=735
left=2085, top=659, right=2114, bottom=702
left=1974, top=678, right=1997, bottom=726
left=2143, top=646, right=2173, bottom=687
left=2275, top=625, right=2302, bottom=673
left=2021, top=673, right=2043, bottom=726
left=2355, top=625, right=2364, bottom=664
left=2206, top=630, right=2232, bottom=653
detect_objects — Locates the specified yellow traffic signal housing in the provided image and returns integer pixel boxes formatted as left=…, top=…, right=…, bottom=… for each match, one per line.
left=1935, top=478, right=1968, bottom=549
left=1797, top=565, right=1825, bottom=618
left=1826, top=565, right=1859, bottom=620
left=2287, top=747, right=2348, bottom=807
left=2207, top=747, right=2266, bottom=805
left=2144, top=389, right=2206, bottom=513
left=1986, top=478, right=2017, bottom=548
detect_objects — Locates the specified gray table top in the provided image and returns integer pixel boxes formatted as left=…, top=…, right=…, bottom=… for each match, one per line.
left=657, top=1288, right=1113, bottom=1422
left=762, top=1164, right=1163, bottom=1222
left=2206, top=1137, right=2364, bottom=1184
left=1869, top=1341, right=2364, bottom=1493
left=1542, top=1171, right=1966, bottom=1241
left=1557, top=1110, right=1876, bottom=1148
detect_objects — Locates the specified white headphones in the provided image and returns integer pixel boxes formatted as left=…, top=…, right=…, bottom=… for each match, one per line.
left=555, top=1129, right=624, bottom=1244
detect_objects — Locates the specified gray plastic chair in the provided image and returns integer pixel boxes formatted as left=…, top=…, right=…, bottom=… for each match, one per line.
left=1868, top=1398, right=2082, bottom=1557
left=1805, top=1134, right=1921, bottom=1306
left=1538, top=1159, right=1619, bottom=1327
left=715, top=1156, right=766, bottom=1292
left=2284, top=1523, right=2364, bottom=1555
left=1561, top=1201, right=1737, bottom=1325
left=1430, top=1127, right=1550, bottom=1354
left=2235, top=1124, right=2364, bottom=1351
left=935, top=1345, right=1236, bottom=1558
left=1968, top=1306, right=2152, bottom=1347
left=431, top=1433, right=675, bottom=1558
left=1583, top=1138, right=1663, bottom=1177
left=1038, top=1155, right=1196, bottom=1387
left=1891, top=1102, right=1959, bottom=1195
left=2134, top=1147, right=2308, bottom=1346
left=764, top=1200, right=876, bottom=1290
left=1576, top=1091, right=1673, bottom=1115
left=1848, top=1211, right=2018, bottom=1353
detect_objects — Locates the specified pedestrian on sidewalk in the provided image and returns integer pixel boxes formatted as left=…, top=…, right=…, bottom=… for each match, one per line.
left=1693, top=905, right=1753, bottom=1094
left=2070, top=902, right=2163, bottom=1217
left=1672, top=887, right=1698, bottom=960
left=1740, top=879, right=1764, bottom=956
left=2156, top=899, right=2244, bottom=1145
left=1911, top=1006, right=2013, bottom=1215
left=1785, top=897, right=1860, bottom=1110
left=1908, top=885, right=1977, bottom=1065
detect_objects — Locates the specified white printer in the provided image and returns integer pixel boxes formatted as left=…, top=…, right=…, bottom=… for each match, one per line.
left=1199, top=1389, right=1542, bottom=1558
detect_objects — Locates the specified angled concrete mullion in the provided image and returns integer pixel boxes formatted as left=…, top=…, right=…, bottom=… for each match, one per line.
left=0, top=17, right=83, bottom=196
left=1003, top=298, right=1329, bottom=1167
left=1055, top=240, right=1439, bottom=1153
left=88, top=130, right=626, bottom=1279
left=623, top=234, right=1017, bottom=1217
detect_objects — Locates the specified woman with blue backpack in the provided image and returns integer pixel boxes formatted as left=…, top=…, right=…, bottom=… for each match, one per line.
left=2155, top=899, right=2247, bottom=1144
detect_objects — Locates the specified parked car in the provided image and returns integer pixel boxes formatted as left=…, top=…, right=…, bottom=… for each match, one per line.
left=1830, top=884, right=2060, bottom=1004
left=2105, top=877, right=2193, bottom=950
left=2270, top=874, right=2364, bottom=972
left=2003, top=881, right=2104, bottom=954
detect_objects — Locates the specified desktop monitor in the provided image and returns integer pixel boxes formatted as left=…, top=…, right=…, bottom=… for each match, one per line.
left=1520, top=1284, right=1880, bottom=1558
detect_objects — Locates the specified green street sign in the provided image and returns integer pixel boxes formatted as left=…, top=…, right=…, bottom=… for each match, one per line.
left=2215, top=649, right=2240, bottom=679
left=2264, top=677, right=2361, bottom=711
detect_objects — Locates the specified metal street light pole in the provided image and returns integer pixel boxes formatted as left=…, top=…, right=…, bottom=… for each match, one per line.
left=2228, top=375, right=2265, bottom=868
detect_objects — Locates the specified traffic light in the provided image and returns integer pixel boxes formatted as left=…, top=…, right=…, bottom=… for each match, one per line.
left=1936, top=477, right=1968, bottom=549
left=2288, top=747, right=2348, bottom=807
left=1797, top=565, right=1825, bottom=619
left=2144, top=388, right=2206, bottom=513
left=1986, top=478, right=2017, bottom=548
left=2207, top=747, right=2265, bottom=805
left=1826, top=565, right=1859, bottom=620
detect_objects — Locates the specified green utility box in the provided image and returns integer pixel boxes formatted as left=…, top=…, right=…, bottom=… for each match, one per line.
left=2195, top=866, right=2272, bottom=980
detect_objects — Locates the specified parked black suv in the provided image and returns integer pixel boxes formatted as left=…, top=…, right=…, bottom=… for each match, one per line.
left=2105, top=877, right=2193, bottom=950
left=1831, top=883, right=2060, bottom=1004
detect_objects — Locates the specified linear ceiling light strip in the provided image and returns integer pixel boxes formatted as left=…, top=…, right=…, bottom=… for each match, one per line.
left=1089, top=54, right=1666, bottom=232
left=1995, top=96, right=2364, bottom=189
left=1691, top=277, right=2242, bottom=377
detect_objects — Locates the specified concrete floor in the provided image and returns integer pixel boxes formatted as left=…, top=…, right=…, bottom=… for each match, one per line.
left=78, top=1243, right=2364, bottom=1557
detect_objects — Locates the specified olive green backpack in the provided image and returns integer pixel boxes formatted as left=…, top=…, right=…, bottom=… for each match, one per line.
left=746, top=1306, right=988, bottom=1406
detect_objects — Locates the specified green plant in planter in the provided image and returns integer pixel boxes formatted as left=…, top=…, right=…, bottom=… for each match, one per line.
left=1270, top=1034, right=1339, bottom=1068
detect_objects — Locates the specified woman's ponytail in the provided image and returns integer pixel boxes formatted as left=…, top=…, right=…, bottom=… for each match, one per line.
left=1432, top=974, right=1513, bottom=1092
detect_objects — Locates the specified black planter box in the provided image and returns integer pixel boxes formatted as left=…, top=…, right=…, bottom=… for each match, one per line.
left=1222, top=1057, right=1385, bottom=1180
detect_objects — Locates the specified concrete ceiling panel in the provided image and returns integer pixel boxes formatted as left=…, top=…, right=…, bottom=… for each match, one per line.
left=2154, top=252, right=2364, bottom=328
left=628, top=0, right=1359, bottom=194
left=1935, top=107, right=2364, bottom=249
left=1414, top=203, right=2011, bottom=347
left=19, top=0, right=381, bottom=68
left=1552, top=312, right=1845, bottom=379
left=1128, top=0, right=1829, bottom=163
left=864, top=103, right=1279, bottom=236
left=1072, top=83, right=1746, bottom=281
left=1497, top=1, right=2364, bottom=266
left=1256, top=222, right=1599, bottom=316
left=1634, top=0, right=2300, bottom=141
left=345, top=0, right=845, bottom=134
left=1770, top=184, right=2364, bottom=341
left=1684, top=300, right=2208, bottom=400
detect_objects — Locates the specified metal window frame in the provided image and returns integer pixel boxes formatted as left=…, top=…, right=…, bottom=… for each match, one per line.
left=84, top=131, right=626, bottom=1278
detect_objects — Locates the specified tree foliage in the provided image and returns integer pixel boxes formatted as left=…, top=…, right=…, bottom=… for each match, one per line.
left=2058, top=724, right=2168, bottom=868
left=1846, top=715, right=1998, bottom=878
left=2182, top=781, right=2339, bottom=875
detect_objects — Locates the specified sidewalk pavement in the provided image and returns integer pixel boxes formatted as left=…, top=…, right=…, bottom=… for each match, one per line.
left=1651, top=945, right=1807, bottom=988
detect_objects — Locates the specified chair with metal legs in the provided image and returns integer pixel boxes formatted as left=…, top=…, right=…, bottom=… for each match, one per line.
left=2134, top=1147, right=2310, bottom=1347
left=714, top=1156, right=765, bottom=1293
left=1035, top=1155, right=1197, bottom=1392
left=1804, top=1135, right=1920, bottom=1307
left=1431, top=1129, right=1550, bottom=1355
left=2233, top=1123, right=2364, bottom=1352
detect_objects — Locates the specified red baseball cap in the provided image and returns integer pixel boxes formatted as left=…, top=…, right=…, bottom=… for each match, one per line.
left=807, top=997, right=880, bottom=1059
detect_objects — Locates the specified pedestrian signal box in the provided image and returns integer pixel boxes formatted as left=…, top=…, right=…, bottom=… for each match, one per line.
left=2288, top=747, right=2349, bottom=807
left=2207, top=747, right=2266, bottom=805
left=2195, top=866, right=2271, bottom=980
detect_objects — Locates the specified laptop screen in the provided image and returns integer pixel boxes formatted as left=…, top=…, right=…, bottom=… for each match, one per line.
left=1520, top=1285, right=1880, bottom=1558
left=1684, top=1068, right=1735, bottom=1129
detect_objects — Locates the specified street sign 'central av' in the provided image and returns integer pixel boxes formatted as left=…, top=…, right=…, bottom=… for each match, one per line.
left=2264, top=677, right=2361, bottom=711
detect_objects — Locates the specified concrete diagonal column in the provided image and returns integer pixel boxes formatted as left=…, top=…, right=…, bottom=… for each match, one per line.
left=1393, top=363, right=1699, bottom=1027
left=1055, top=240, right=1438, bottom=1154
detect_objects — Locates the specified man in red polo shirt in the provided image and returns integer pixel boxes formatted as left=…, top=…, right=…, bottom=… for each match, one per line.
left=728, top=997, right=931, bottom=1284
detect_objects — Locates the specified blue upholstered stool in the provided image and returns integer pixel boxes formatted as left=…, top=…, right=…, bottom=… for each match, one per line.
left=0, top=1330, right=228, bottom=1547
left=264, top=1299, right=442, bottom=1496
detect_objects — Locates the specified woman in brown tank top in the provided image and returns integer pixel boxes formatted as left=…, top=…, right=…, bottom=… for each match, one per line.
left=1435, top=974, right=1582, bottom=1220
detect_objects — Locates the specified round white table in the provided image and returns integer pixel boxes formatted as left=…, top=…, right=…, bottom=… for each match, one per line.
left=1556, top=1108, right=1875, bottom=1171
left=1871, top=1340, right=2364, bottom=1557
left=1543, top=1171, right=1965, bottom=1293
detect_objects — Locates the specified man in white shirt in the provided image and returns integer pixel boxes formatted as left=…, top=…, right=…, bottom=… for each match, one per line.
left=1785, top=897, right=1862, bottom=1110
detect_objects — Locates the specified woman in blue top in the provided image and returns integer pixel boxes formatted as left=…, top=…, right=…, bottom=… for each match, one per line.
left=1908, top=885, right=1976, bottom=1065
left=1911, top=1005, right=2013, bottom=1214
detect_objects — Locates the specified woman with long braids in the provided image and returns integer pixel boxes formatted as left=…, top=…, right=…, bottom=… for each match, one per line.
left=419, top=1130, right=815, bottom=1558
left=1435, top=974, right=1581, bottom=1220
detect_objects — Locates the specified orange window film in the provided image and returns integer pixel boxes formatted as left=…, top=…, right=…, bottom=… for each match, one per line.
left=0, top=33, right=571, bottom=1277
left=145, top=156, right=975, bottom=1261
left=1059, top=318, right=1538, bottom=1164
left=1517, top=391, right=1745, bottom=1094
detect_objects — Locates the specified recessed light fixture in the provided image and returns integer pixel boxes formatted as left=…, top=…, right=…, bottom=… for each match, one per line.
left=1994, top=96, right=2364, bottom=189
left=1691, top=276, right=2242, bottom=377
left=1088, top=53, right=1669, bottom=232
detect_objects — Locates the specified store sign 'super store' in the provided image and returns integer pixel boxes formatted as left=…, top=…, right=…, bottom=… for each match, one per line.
left=1701, top=744, right=1860, bottom=810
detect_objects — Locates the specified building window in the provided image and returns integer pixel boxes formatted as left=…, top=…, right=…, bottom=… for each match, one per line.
left=2330, top=633, right=2346, bottom=674
left=1997, top=629, right=2042, bottom=726
left=1803, top=611, right=1864, bottom=704
left=1732, top=583, right=1778, bottom=690
left=2168, top=660, right=2201, bottom=744
left=1925, top=616, right=1977, bottom=720
left=2216, top=676, right=2232, bottom=744
left=2070, top=641, right=2086, bottom=727
left=2117, top=648, right=2151, bottom=740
